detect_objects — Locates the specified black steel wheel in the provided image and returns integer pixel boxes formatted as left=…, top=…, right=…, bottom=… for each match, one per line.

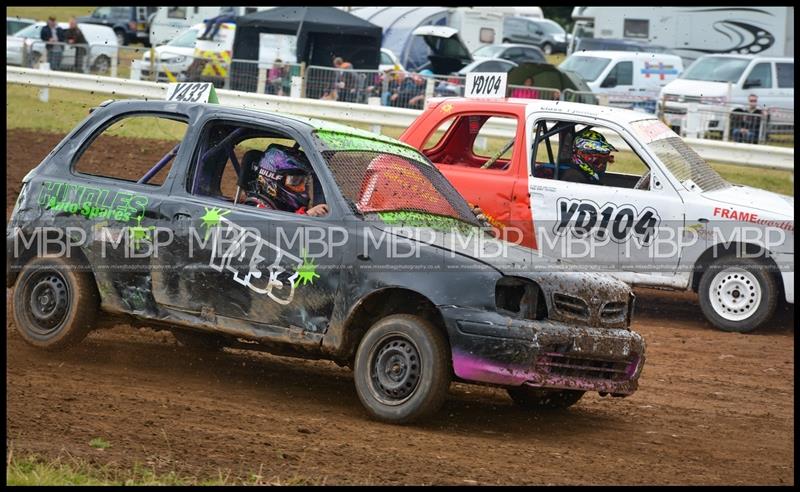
left=13, top=255, right=98, bottom=350
left=354, top=314, right=450, bottom=424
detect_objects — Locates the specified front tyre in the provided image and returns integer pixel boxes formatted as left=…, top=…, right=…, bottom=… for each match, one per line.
left=542, top=42, right=553, bottom=56
left=698, top=256, right=778, bottom=333
left=507, top=387, right=585, bottom=409
left=353, top=315, right=450, bottom=424
left=12, top=255, right=99, bottom=350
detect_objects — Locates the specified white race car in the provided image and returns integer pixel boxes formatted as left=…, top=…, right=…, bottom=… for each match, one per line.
left=400, top=97, right=794, bottom=333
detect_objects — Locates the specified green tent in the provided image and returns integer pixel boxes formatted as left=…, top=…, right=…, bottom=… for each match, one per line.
left=507, top=62, right=598, bottom=105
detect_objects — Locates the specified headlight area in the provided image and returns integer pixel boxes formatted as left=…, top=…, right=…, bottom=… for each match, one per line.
left=495, top=277, right=548, bottom=321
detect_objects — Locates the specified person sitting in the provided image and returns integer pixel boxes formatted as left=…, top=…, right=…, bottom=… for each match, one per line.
left=560, top=128, right=617, bottom=184
left=730, top=94, right=764, bottom=144
left=197, top=6, right=237, bottom=41
left=239, top=145, right=329, bottom=217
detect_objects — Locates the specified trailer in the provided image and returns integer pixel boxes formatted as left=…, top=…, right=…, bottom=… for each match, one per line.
left=569, top=7, right=794, bottom=63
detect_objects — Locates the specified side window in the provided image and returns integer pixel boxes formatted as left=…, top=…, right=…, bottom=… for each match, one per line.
left=602, top=61, right=633, bottom=87
left=74, top=114, right=188, bottom=186
left=744, top=62, right=772, bottom=89
left=523, top=48, right=544, bottom=62
left=167, top=7, right=187, bottom=20
left=505, top=47, right=523, bottom=61
left=776, top=63, right=793, bottom=88
left=189, top=121, right=325, bottom=214
left=528, top=22, right=540, bottom=36
left=531, top=120, right=651, bottom=189
left=479, top=27, right=495, bottom=44
left=380, top=51, right=392, bottom=65
left=422, top=114, right=517, bottom=171
left=623, top=19, right=649, bottom=38
left=111, top=7, right=131, bottom=19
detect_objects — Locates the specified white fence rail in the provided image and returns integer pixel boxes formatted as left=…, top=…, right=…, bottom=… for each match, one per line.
left=7, top=66, right=794, bottom=171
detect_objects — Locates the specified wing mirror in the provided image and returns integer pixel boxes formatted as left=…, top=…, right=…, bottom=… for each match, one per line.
left=601, top=76, right=617, bottom=88
left=743, top=80, right=761, bottom=89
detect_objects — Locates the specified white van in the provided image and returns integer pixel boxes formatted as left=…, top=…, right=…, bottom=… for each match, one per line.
left=131, top=22, right=235, bottom=83
left=659, top=54, right=794, bottom=135
left=560, top=51, right=683, bottom=112
left=149, top=6, right=270, bottom=46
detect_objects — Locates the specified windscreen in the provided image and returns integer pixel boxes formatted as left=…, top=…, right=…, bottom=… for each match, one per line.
left=168, top=28, right=198, bottom=47
left=681, top=56, right=750, bottom=83
left=314, top=131, right=480, bottom=228
left=560, top=55, right=611, bottom=82
left=631, top=120, right=730, bottom=192
left=473, top=44, right=506, bottom=58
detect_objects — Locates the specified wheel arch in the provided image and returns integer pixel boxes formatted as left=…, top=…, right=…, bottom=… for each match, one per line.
left=690, top=241, right=783, bottom=299
left=336, top=287, right=449, bottom=364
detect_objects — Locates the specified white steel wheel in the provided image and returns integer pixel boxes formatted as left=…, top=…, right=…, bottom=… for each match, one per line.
left=708, top=268, right=762, bottom=322
left=698, top=256, right=778, bottom=333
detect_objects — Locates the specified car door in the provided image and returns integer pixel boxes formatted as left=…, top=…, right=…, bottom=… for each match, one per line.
left=153, top=116, right=342, bottom=343
left=741, top=61, right=775, bottom=107
left=525, top=113, right=686, bottom=276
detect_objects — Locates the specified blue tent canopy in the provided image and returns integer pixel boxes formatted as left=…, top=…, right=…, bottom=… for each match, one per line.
left=351, top=7, right=450, bottom=71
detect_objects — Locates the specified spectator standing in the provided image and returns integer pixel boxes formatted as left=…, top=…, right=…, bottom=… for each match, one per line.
left=397, top=72, right=426, bottom=109
left=730, top=94, right=764, bottom=144
left=64, top=17, right=87, bottom=73
left=511, top=77, right=539, bottom=99
left=267, top=59, right=287, bottom=95
left=197, top=6, right=237, bottom=41
left=40, top=16, right=64, bottom=70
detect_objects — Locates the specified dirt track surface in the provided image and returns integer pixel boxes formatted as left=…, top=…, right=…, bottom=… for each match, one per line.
left=5, top=129, right=795, bottom=484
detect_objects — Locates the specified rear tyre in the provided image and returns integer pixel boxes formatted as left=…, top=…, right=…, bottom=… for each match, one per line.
left=91, top=55, right=111, bottom=74
left=353, top=314, right=450, bottom=424
left=507, top=387, right=585, bottom=409
left=12, top=255, right=98, bottom=350
left=698, top=256, right=778, bottom=333
left=114, top=29, right=128, bottom=46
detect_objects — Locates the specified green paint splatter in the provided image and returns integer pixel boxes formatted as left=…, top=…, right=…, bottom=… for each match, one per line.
left=128, top=214, right=155, bottom=248
left=315, top=130, right=427, bottom=163
left=293, top=251, right=320, bottom=288
left=378, top=211, right=476, bottom=234
left=200, top=206, right=231, bottom=240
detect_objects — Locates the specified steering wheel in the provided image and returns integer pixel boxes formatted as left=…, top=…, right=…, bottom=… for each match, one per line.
left=633, top=170, right=651, bottom=190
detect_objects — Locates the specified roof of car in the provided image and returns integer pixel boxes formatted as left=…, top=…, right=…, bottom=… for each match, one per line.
left=426, top=97, right=658, bottom=124
left=695, top=53, right=794, bottom=62
left=571, top=50, right=682, bottom=60
left=98, top=99, right=422, bottom=151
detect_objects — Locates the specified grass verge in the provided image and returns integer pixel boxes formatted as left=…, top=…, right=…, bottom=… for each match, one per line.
left=7, top=7, right=96, bottom=22
left=6, top=451, right=324, bottom=486
left=6, top=83, right=794, bottom=195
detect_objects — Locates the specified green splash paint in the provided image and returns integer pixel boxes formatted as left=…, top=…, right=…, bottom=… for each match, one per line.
left=128, top=214, right=156, bottom=248
left=200, top=206, right=231, bottom=240
left=293, top=251, right=320, bottom=288
left=315, top=130, right=427, bottom=163
left=378, top=211, right=475, bottom=234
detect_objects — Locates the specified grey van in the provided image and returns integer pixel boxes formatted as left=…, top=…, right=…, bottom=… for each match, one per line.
left=502, top=16, right=567, bottom=55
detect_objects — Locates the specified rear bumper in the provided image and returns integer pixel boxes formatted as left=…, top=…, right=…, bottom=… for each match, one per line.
left=440, top=306, right=645, bottom=395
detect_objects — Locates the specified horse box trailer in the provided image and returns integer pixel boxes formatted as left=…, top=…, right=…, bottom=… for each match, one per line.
left=569, top=7, right=794, bottom=63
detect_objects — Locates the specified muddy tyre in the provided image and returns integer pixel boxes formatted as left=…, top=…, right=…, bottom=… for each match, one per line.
left=698, top=256, right=778, bottom=333
left=12, top=255, right=98, bottom=350
left=173, top=329, right=227, bottom=352
left=507, top=387, right=585, bottom=409
left=354, top=314, right=450, bottom=424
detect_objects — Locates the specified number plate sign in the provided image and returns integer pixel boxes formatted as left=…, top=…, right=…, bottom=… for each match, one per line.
left=165, top=82, right=219, bottom=104
left=465, top=72, right=507, bottom=99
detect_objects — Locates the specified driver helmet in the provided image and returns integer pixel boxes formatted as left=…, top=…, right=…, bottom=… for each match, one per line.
left=250, top=145, right=312, bottom=212
left=571, top=128, right=617, bottom=181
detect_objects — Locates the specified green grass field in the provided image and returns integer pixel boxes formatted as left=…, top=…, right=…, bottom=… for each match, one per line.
left=7, top=6, right=96, bottom=22
left=6, top=83, right=794, bottom=195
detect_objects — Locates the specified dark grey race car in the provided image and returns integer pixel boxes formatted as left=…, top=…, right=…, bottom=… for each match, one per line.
left=7, top=100, right=645, bottom=423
